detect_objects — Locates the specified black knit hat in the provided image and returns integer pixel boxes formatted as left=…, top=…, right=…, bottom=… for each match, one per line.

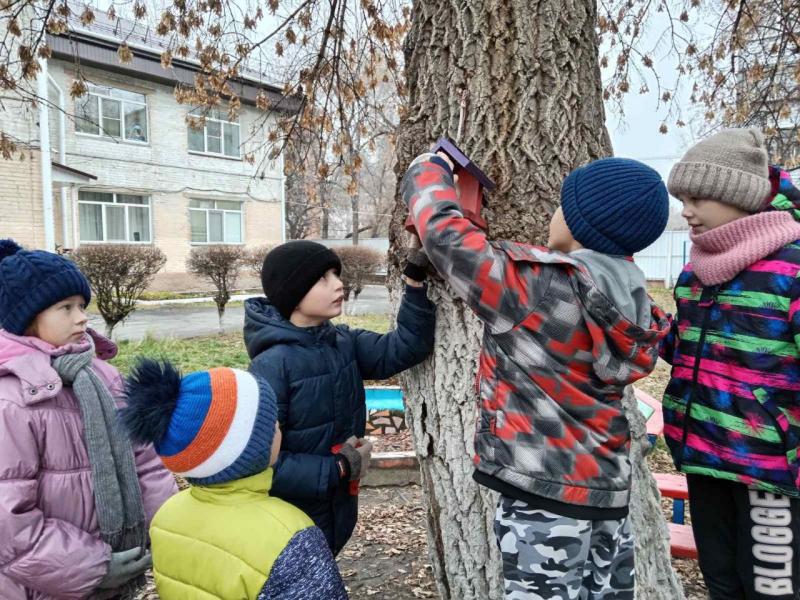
left=260, top=241, right=342, bottom=319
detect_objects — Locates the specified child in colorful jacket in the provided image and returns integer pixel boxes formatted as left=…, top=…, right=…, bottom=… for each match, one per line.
left=401, top=153, right=671, bottom=599
left=121, top=359, right=348, bottom=599
left=0, top=240, right=177, bottom=599
left=661, top=128, right=800, bottom=600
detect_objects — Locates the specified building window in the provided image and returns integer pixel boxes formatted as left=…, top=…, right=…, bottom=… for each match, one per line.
left=78, top=191, right=151, bottom=243
left=76, top=85, right=148, bottom=143
left=189, top=199, right=243, bottom=243
left=187, top=109, right=241, bottom=158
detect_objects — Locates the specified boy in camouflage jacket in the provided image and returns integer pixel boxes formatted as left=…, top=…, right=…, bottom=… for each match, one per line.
left=401, top=152, right=671, bottom=599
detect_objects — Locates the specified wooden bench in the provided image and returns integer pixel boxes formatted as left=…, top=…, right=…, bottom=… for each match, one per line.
left=633, top=387, right=664, bottom=446
left=653, top=472, right=698, bottom=559
left=667, top=523, right=699, bottom=560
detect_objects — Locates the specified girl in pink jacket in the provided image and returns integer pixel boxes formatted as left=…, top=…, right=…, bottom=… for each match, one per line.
left=0, top=240, right=177, bottom=599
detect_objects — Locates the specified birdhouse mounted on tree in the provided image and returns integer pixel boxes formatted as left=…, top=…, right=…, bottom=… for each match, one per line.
left=406, top=137, right=496, bottom=235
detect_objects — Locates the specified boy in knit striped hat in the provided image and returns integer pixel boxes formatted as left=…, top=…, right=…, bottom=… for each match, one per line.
left=661, top=128, right=800, bottom=600
left=121, top=359, right=348, bottom=600
left=402, top=153, right=671, bottom=599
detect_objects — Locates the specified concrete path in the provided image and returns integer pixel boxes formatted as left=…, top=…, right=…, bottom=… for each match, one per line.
left=90, top=285, right=391, bottom=341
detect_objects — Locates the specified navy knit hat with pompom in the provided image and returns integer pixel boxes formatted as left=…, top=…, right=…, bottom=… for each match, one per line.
left=0, top=240, right=92, bottom=335
left=560, top=158, right=669, bottom=256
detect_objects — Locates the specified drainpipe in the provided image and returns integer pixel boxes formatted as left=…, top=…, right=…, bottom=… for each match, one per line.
left=37, top=59, right=55, bottom=252
left=48, top=72, right=70, bottom=249
left=279, top=151, right=286, bottom=242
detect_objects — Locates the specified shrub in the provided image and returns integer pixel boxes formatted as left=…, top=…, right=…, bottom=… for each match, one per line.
left=187, top=245, right=245, bottom=332
left=244, top=244, right=274, bottom=280
left=71, top=245, right=166, bottom=337
left=334, top=246, right=384, bottom=302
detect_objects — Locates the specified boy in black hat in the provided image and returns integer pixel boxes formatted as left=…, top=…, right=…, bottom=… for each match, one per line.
left=244, top=240, right=434, bottom=555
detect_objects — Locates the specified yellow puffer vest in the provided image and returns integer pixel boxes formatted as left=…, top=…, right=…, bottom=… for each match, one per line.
left=150, top=469, right=313, bottom=599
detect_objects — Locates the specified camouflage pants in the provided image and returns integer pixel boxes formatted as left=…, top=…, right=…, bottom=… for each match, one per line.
left=494, top=496, right=635, bottom=600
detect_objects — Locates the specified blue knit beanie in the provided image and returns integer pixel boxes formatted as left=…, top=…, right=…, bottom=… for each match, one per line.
left=0, top=240, right=92, bottom=335
left=560, top=158, right=669, bottom=255
left=121, top=359, right=279, bottom=486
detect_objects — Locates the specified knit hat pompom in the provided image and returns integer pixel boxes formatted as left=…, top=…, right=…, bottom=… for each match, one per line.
left=0, top=239, right=22, bottom=262
left=667, top=127, right=771, bottom=212
left=121, top=358, right=183, bottom=446
left=261, top=240, right=342, bottom=319
left=0, top=240, right=92, bottom=335
left=560, top=157, right=669, bottom=256
left=121, top=359, right=279, bottom=485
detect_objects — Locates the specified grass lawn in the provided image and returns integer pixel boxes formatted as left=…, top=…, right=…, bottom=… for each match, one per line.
left=110, top=313, right=392, bottom=375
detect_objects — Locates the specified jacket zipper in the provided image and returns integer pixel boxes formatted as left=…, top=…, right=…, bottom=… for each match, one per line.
left=676, top=284, right=719, bottom=470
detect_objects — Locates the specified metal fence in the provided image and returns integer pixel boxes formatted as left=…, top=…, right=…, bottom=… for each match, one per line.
left=634, top=229, right=691, bottom=287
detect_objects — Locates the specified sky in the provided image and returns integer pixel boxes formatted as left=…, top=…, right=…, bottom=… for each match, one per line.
left=600, top=6, right=707, bottom=221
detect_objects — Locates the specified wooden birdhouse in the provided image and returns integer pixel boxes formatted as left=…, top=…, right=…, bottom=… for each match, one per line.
left=406, top=137, right=496, bottom=235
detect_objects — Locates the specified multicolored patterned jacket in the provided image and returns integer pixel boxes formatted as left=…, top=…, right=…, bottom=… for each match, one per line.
left=661, top=168, right=800, bottom=497
left=401, top=154, right=670, bottom=512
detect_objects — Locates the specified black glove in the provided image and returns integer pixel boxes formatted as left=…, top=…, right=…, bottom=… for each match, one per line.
left=403, top=248, right=430, bottom=282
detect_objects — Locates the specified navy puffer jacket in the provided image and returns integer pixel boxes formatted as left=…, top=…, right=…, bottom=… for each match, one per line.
left=244, top=285, right=435, bottom=554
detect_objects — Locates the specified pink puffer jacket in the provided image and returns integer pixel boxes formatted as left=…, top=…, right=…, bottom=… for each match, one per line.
left=0, top=329, right=178, bottom=600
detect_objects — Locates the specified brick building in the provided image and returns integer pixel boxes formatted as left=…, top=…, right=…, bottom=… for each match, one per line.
left=0, top=10, right=298, bottom=283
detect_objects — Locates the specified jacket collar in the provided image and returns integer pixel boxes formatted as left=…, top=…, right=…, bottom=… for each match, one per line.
left=190, top=469, right=275, bottom=503
left=0, top=328, right=117, bottom=404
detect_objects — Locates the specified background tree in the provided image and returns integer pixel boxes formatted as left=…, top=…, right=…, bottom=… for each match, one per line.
left=599, top=0, right=800, bottom=165
left=334, top=244, right=383, bottom=303
left=388, top=2, right=683, bottom=599
left=244, top=243, right=274, bottom=279
left=187, top=245, right=245, bottom=333
left=71, top=245, right=166, bottom=338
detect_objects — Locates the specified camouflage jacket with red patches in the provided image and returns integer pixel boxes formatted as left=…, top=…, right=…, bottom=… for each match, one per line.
left=401, top=154, right=670, bottom=510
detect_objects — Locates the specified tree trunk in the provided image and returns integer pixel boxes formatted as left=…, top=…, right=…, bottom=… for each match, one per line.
left=389, top=1, right=684, bottom=599
left=622, top=388, right=686, bottom=598
left=352, top=192, right=360, bottom=245
left=216, top=304, right=225, bottom=334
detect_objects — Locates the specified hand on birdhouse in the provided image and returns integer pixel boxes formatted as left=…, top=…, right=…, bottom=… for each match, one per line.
left=436, top=151, right=455, bottom=172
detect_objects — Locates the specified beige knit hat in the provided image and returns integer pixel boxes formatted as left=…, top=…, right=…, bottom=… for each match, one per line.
left=667, top=128, right=771, bottom=212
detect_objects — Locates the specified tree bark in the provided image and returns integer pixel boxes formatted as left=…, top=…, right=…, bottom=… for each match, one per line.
left=351, top=191, right=360, bottom=245
left=389, top=1, right=684, bottom=598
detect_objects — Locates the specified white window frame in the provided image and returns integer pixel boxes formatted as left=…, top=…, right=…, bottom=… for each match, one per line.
left=189, top=199, right=245, bottom=244
left=75, top=85, right=149, bottom=144
left=187, top=109, right=241, bottom=159
left=77, top=191, right=153, bottom=244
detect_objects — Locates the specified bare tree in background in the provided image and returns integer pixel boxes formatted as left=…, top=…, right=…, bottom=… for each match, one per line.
left=599, top=0, right=800, bottom=165
left=0, top=0, right=410, bottom=179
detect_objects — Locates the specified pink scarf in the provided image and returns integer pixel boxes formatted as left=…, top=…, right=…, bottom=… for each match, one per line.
left=690, top=211, right=800, bottom=286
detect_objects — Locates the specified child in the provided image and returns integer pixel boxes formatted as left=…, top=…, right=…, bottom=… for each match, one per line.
left=244, top=240, right=434, bottom=555
left=121, top=359, right=348, bottom=599
left=401, top=153, right=671, bottom=598
left=661, top=128, right=800, bottom=599
left=0, top=239, right=177, bottom=600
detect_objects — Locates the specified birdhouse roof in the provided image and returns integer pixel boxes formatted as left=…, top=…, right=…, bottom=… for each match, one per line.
left=433, top=138, right=496, bottom=191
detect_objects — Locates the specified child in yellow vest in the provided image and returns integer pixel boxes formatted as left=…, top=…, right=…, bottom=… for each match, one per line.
left=121, top=359, right=348, bottom=599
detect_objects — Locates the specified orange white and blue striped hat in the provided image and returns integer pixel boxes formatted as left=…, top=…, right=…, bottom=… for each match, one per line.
left=121, top=359, right=278, bottom=485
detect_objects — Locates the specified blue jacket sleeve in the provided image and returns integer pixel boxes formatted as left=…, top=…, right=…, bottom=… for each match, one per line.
left=249, top=353, right=341, bottom=500
left=258, top=527, right=348, bottom=600
left=352, top=284, right=435, bottom=381
left=659, top=312, right=678, bottom=365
